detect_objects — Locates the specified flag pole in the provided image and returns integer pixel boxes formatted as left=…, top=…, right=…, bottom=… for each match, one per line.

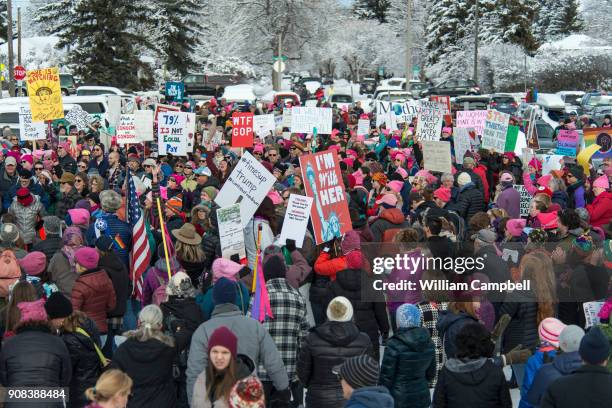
left=156, top=196, right=172, bottom=280
left=251, top=223, right=262, bottom=293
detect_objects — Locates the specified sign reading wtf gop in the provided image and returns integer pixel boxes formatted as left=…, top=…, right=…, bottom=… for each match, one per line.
left=231, top=112, right=254, bottom=147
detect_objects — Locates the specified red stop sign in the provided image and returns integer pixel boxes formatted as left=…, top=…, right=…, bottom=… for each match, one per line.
left=13, top=66, right=26, bottom=81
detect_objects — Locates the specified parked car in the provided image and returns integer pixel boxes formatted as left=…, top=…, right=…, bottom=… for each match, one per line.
left=557, top=91, right=585, bottom=115
left=182, top=73, right=242, bottom=97
left=452, top=95, right=490, bottom=112
left=330, top=94, right=353, bottom=111
left=592, top=105, right=612, bottom=127
left=221, top=84, right=257, bottom=109
left=407, top=81, right=428, bottom=98
left=581, top=93, right=612, bottom=116
left=360, top=78, right=377, bottom=95
left=534, top=119, right=556, bottom=152
left=76, top=86, right=128, bottom=96
left=535, top=93, right=566, bottom=124
left=273, top=91, right=301, bottom=107
left=380, top=77, right=406, bottom=89
left=293, top=77, right=321, bottom=95
left=490, top=93, right=518, bottom=115
left=422, top=79, right=480, bottom=97
left=376, top=91, right=412, bottom=103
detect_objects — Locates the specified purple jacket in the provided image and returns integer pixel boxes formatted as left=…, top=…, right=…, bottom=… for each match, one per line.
left=497, top=185, right=521, bottom=218
left=142, top=266, right=169, bottom=306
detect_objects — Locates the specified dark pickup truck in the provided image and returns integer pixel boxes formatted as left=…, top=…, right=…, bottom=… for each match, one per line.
left=182, top=73, right=242, bottom=97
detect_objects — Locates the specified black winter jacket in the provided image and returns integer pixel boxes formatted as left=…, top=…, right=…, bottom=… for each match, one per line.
left=297, top=321, right=372, bottom=408
left=449, top=183, right=484, bottom=222
left=498, top=290, right=539, bottom=353
left=541, top=365, right=612, bottom=408
left=160, top=297, right=204, bottom=354
left=99, top=251, right=130, bottom=318
left=55, top=187, right=82, bottom=220
left=379, top=327, right=436, bottom=408
left=433, top=357, right=512, bottom=408
left=32, top=234, right=63, bottom=263
left=110, top=337, right=177, bottom=408
left=436, top=311, right=478, bottom=360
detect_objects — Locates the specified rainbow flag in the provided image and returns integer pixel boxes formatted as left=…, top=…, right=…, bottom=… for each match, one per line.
left=251, top=252, right=273, bottom=322
left=114, top=233, right=127, bottom=249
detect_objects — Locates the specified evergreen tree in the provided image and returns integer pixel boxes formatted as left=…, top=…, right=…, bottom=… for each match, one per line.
left=425, top=0, right=471, bottom=66
left=0, top=0, right=7, bottom=42
left=353, top=0, right=391, bottom=23
left=534, top=0, right=583, bottom=43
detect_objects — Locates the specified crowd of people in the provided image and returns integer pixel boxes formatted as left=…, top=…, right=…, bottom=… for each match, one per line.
left=0, top=91, right=609, bottom=408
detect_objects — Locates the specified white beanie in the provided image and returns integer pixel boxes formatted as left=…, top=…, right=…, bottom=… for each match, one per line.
left=457, top=172, right=472, bottom=186
left=327, top=296, right=354, bottom=322
left=559, top=325, right=585, bottom=353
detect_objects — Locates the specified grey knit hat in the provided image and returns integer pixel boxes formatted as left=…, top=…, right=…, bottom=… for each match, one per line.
left=99, top=190, right=122, bottom=213
left=333, top=355, right=379, bottom=389
left=43, top=216, right=62, bottom=235
left=0, top=223, right=19, bottom=243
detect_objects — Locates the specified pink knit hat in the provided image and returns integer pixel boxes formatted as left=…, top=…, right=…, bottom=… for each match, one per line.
left=67, top=208, right=90, bottom=226
left=593, top=175, right=610, bottom=190
left=395, top=167, right=408, bottom=179
left=351, top=169, right=364, bottom=186
left=529, top=158, right=542, bottom=172
left=340, top=230, right=361, bottom=255
left=253, top=144, right=264, bottom=154
left=17, top=299, right=48, bottom=323
left=171, top=173, right=186, bottom=185
left=506, top=219, right=526, bottom=237
left=500, top=172, right=514, bottom=182
left=266, top=190, right=283, bottom=206
left=537, top=174, right=552, bottom=187
left=19, top=251, right=47, bottom=276
left=414, top=170, right=437, bottom=185
left=433, top=187, right=451, bottom=203
left=538, top=317, right=566, bottom=347
left=376, top=193, right=398, bottom=207
left=74, top=247, right=100, bottom=270
left=212, top=258, right=243, bottom=283
left=387, top=180, right=404, bottom=193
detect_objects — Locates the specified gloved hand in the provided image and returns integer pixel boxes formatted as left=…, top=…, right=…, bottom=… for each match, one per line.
left=503, top=344, right=532, bottom=365
left=285, top=239, right=297, bottom=253
left=230, top=254, right=240, bottom=263
left=270, top=388, right=292, bottom=408
left=491, top=314, right=511, bottom=345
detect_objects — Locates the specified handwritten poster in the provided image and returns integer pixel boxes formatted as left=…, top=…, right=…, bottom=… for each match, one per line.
left=422, top=140, right=452, bottom=173
left=481, top=110, right=510, bottom=153
left=291, top=107, right=333, bottom=134
left=231, top=112, right=254, bottom=147
left=456, top=110, right=487, bottom=137
left=357, top=119, right=370, bottom=137
left=65, top=105, right=90, bottom=130
left=453, top=127, right=474, bottom=164
left=26, top=67, right=64, bottom=122
left=278, top=194, right=313, bottom=248
left=116, top=114, right=137, bottom=144
left=19, top=106, right=47, bottom=141
left=252, top=114, right=276, bottom=137
left=157, top=111, right=194, bottom=156
left=556, top=129, right=579, bottom=157
left=415, top=100, right=443, bottom=141
left=217, top=204, right=246, bottom=259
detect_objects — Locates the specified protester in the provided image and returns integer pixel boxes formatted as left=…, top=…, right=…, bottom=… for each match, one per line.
left=335, top=355, right=394, bottom=408
left=84, top=369, right=133, bottom=408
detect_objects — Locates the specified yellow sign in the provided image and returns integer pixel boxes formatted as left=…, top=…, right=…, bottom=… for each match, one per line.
left=577, top=143, right=601, bottom=175
left=26, top=67, right=64, bottom=122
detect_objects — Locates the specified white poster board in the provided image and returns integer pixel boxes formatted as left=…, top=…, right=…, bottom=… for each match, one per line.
left=453, top=127, right=473, bottom=164
left=252, top=114, right=276, bottom=137
left=64, top=105, right=90, bottom=130
left=583, top=301, right=604, bottom=328
left=481, top=110, right=510, bottom=153
left=397, top=100, right=420, bottom=124
left=540, top=154, right=564, bottom=175
left=134, top=110, right=154, bottom=141
left=375, top=101, right=398, bottom=131
left=116, top=114, right=137, bottom=144
left=514, top=184, right=531, bottom=217
left=415, top=100, right=443, bottom=141
left=157, top=111, right=193, bottom=156
left=279, top=194, right=313, bottom=248
left=106, top=95, right=122, bottom=128
left=214, top=151, right=276, bottom=227
left=456, top=110, right=488, bottom=137
left=19, top=106, right=47, bottom=140
left=422, top=140, right=452, bottom=173
left=217, top=203, right=246, bottom=259
left=357, top=119, right=370, bottom=137
left=282, top=109, right=292, bottom=129
left=291, top=107, right=333, bottom=134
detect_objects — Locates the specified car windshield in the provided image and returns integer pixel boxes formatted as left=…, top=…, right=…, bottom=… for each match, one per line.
left=78, top=103, right=105, bottom=114
left=184, top=75, right=203, bottom=84
left=563, top=94, right=582, bottom=105
left=0, top=112, right=19, bottom=123
left=536, top=123, right=553, bottom=140
left=409, top=83, right=427, bottom=91
left=77, top=89, right=107, bottom=96
left=59, top=75, right=74, bottom=88
left=387, top=80, right=403, bottom=87
left=586, top=95, right=612, bottom=106
left=492, top=97, right=515, bottom=104
left=332, top=95, right=352, bottom=103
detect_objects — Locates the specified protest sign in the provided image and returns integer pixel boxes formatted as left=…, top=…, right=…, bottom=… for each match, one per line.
left=134, top=110, right=154, bottom=141
left=456, top=110, right=487, bottom=136
left=577, top=144, right=601, bottom=174
left=19, top=106, right=47, bottom=141
left=252, top=114, right=276, bottom=137
left=481, top=110, right=510, bottom=153
left=274, top=115, right=283, bottom=129
left=278, top=194, right=313, bottom=248
left=217, top=204, right=246, bottom=259
left=65, top=105, right=90, bottom=130
left=300, top=150, right=352, bottom=244
left=430, top=95, right=452, bottom=126
left=504, top=125, right=520, bottom=153
left=541, top=154, right=564, bottom=175
left=165, top=81, right=184, bottom=102
left=26, top=67, right=64, bottom=122
left=415, top=100, right=443, bottom=141
left=116, top=114, right=137, bottom=144
left=154, top=104, right=180, bottom=125
left=453, top=127, right=473, bottom=164
left=291, top=107, right=333, bottom=134
left=231, top=112, right=254, bottom=147
left=106, top=95, right=122, bottom=129
left=215, top=152, right=276, bottom=227
left=396, top=100, right=419, bottom=124
left=583, top=301, right=605, bottom=328
left=375, top=101, right=397, bottom=131
left=157, top=111, right=193, bottom=156
left=422, top=140, right=452, bottom=173
left=282, top=109, right=292, bottom=129
left=515, top=185, right=531, bottom=217
left=583, top=127, right=611, bottom=159
left=357, top=119, right=370, bottom=137
left=556, top=130, right=579, bottom=156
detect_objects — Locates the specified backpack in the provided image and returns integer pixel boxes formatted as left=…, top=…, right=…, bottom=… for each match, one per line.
left=163, top=309, right=190, bottom=379
left=0, top=250, right=22, bottom=298
left=152, top=274, right=168, bottom=306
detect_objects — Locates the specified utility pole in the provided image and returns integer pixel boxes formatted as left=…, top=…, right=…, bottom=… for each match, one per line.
left=7, top=0, right=14, bottom=97
left=405, top=0, right=412, bottom=90
left=473, top=0, right=479, bottom=83
left=17, top=7, right=21, bottom=97
left=272, top=33, right=282, bottom=91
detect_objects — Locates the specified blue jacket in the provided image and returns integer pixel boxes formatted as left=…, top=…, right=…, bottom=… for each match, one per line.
left=86, top=212, right=132, bottom=267
left=526, top=351, right=581, bottom=408
left=519, top=348, right=557, bottom=408
left=345, top=386, right=394, bottom=408
left=195, top=280, right=250, bottom=320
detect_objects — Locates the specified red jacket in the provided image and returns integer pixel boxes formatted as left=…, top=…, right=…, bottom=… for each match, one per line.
left=587, top=191, right=612, bottom=227
left=473, top=164, right=490, bottom=202
left=72, top=268, right=116, bottom=333
left=314, top=251, right=364, bottom=281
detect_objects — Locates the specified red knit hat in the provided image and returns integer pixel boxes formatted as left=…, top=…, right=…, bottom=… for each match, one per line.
left=208, top=326, right=238, bottom=358
left=16, top=187, right=33, bottom=207
left=434, top=187, right=451, bottom=203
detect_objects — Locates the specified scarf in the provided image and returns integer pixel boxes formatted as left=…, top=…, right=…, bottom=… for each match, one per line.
left=62, top=226, right=84, bottom=274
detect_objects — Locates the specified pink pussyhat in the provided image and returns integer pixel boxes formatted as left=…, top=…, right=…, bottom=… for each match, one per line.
left=593, top=175, right=610, bottom=189
left=352, top=169, right=364, bottom=186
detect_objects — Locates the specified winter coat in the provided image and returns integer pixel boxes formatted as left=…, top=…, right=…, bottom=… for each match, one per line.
left=196, top=279, right=250, bottom=321
left=86, top=212, right=132, bottom=267
left=455, top=168, right=485, bottom=201
left=475, top=245, right=511, bottom=302
left=540, top=365, right=612, bottom=408
left=61, top=324, right=103, bottom=408
left=314, top=249, right=365, bottom=282
left=436, top=310, right=478, bottom=360
left=379, top=327, right=436, bottom=408
left=48, top=251, right=79, bottom=297
left=8, top=196, right=46, bottom=244
left=297, top=321, right=372, bottom=408
left=520, top=347, right=558, bottom=408
left=473, top=164, right=490, bottom=202
left=433, top=358, right=512, bottom=408
left=32, top=234, right=63, bottom=263
left=98, top=251, right=129, bottom=318
left=4, top=181, right=49, bottom=211
left=498, top=289, right=539, bottom=353
left=160, top=297, right=204, bottom=356
left=58, top=154, right=77, bottom=175
left=186, top=303, right=288, bottom=406
left=345, top=386, right=395, bottom=408
left=0, top=167, right=18, bottom=210
left=0, top=325, right=72, bottom=408
left=526, top=351, right=582, bottom=407
left=566, top=181, right=585, bottom=209
left=110, top=337, right=177, bottom=408
left=71, top=268, right=117, bottom=333
left=55, top=187, right=82, bottom=220
left=586, top=191, right=612, bottom=227
left=448, top=183, right=484, bottom=222
left=177, top=258, right=206, bottom=288
left=329, top=268, right=389, bottom=361
left=87, top=157, right=109, bottom=178
left=551, top=190, right=568, bottom=210
left=370, top=208, right=411, bottom=242
left=496, top=184, right=521, bottom=218
left=244, top=217, right=275, bottom=272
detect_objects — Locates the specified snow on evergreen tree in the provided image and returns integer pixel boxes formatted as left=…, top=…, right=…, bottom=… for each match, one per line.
left=533, top=0, right=583, bottom=43
left=425, top=0, right=471, bottom=66
left=0, top=0, right=7, bottom=42
left=353, top=0, right=392, bottom=23
left=581, top=0, right=612, bottom=43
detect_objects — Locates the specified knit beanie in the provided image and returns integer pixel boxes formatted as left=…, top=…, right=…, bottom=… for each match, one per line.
left=341, top=230, right=361, bottom=255
left=335, top=355, right=380, bottom=389
left=593, top=175, right=610, bottom=190
left=202, top=186, right=218, bottom=201
left=579, top=326, right=611, bottom=365
left=208, top=326, right=238, bottom=358
left=558, top=325, right=585, bottom=353
left=326, top=296, right=353, bottom=322
left=263, top=255, right=286, bottom=281
left=17, top=299, right=48, bottom=323
left=457, top=172, right=472, bottom=186
left=538, top=317, right=566, bottom=347
left=43, top=216, right=62, bottom=235
left=74, top=247, right=100, bottom=270
left=213, top=277, right=236, bottom=305
left=396, top=303, right=422, bottom=329
left=211, top=258, right=242, bottom=283
left=0, top=223, right=19, bottom=244
left=229, top=376, right=265, bottom=408
left=19, top=251, right=47, bottom=276
left=44, top=292, right=73, bottom=319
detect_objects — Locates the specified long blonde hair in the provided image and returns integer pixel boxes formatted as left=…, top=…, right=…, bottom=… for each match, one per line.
left=85, top=369, right=132, bottom=403
left=519, top=252, right=556, bottom=325
left=122, top=304, right=174, bottom=347
left=175, top=240, right=205, bottom=263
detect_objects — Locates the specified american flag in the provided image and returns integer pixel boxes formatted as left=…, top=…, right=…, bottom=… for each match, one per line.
left=126, top=168, right=152, bottom=299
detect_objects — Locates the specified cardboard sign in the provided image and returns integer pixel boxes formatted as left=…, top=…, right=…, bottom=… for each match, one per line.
left=134, top=110, right=154, bottom=141
left=300, top=150, right=352, bottom=244
left=481, top=110, right=510, bottom=153
left=252, top=114, right=276, bottom=137
left=430, top=95, right=452, bottom=126
left=291, top=107, right=333, bottom=134
left=217, top=203, right=246, bottom=259
left=357, top=119, right=370, bottom=137
left=116, top=114, right=137, bottom=144
left=231, top=112, right=254, bottom=147
left=26, top=67, right=64, bottom=122
left=453, top=127, right=474, bottom=164
left=415, top=100, right=443, bottom=141
left=456, top=110, right=487, bottom=137
left=583, top=127, right=611, bottom=159
left=556, top=130, right=579, bottom=157
left=514, top=184, right=531, bottom=217
left=19, top=106, right=47, bottom=140
left=65, top=105, right=90, bottom=130
left=157, top=111, right=194, bottom=156
left=214, top=152, right=276, bottom=227
left=422, top=140, right=452, bottom=173
left=278, top=194, right=313, bottom=248
left=165, top=81, right=184, bottom=102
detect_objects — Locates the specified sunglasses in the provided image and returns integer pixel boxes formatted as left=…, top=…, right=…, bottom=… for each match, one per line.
left=21, top=161, right=28, bottom=164
left=253, top=152, right=262, bottom=155
left=290, top=146, right=297, bottom=150
left=199, top=159, right=206, bottom=162
left=94, top=148, right=102, bottom=151
left=35, top=167, right=44, bottom=171
left=144, top=165, right=153, bottom=168
left=75, top=179, right=83, bottom=182
left=268, top=153, right=278, bottom=157
left=175, top=164, right=184, bottom=168
left=78, top=164, right=87, bottom=168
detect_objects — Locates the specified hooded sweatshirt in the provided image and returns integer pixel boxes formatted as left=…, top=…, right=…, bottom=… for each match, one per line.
left=525, top=351, right=582, bottom=407
left=345, top=386, right=394, bottom=408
